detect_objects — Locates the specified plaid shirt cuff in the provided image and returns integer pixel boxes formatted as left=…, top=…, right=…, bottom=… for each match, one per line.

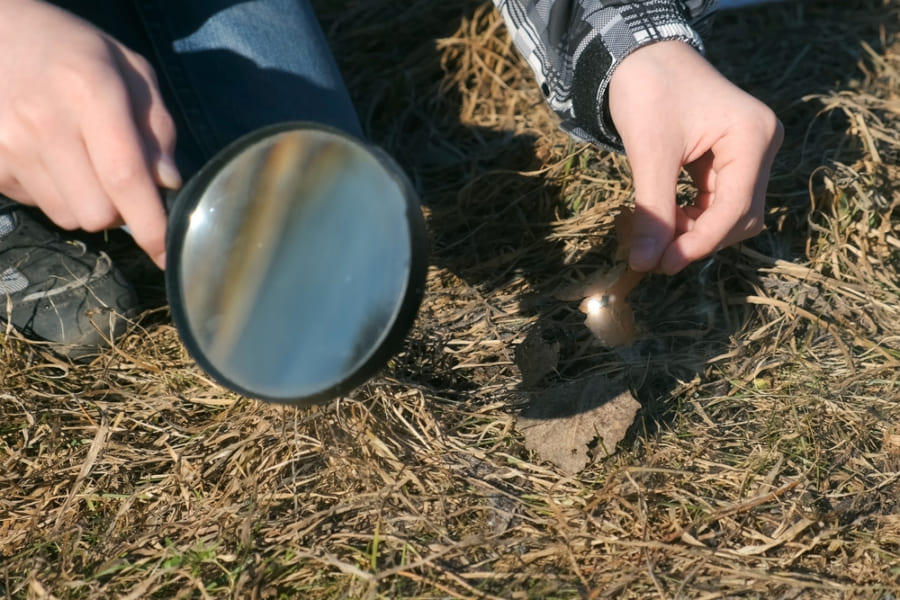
left=494, top=0, right=717, bottom=152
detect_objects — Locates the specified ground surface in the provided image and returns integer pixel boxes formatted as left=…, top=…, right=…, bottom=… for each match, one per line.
left=4, top=1, right=900, bottom=598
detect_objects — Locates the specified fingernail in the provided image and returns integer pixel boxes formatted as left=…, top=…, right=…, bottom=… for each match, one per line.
left=156, top=155, right=182, bottom=190
left=629, top=236, right=658, bottom=271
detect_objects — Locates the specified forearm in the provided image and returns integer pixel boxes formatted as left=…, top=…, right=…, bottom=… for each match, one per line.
left=493, top=0, right=718, bottom=152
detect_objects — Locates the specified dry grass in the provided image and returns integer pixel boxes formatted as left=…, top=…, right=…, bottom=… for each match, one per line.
left=4, top=0, right=900, bottom=598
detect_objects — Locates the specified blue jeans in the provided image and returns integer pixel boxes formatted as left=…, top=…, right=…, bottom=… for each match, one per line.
left=54, top=0, right=363, bottom=177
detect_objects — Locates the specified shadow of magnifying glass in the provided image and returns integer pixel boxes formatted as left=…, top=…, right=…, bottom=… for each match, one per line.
left=165, top=122, right=427, bottom=405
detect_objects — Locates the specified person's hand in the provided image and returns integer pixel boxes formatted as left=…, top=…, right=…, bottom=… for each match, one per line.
left=608, top=41, right=783, bottom=275
left=0, top=0, right=180, bottom=269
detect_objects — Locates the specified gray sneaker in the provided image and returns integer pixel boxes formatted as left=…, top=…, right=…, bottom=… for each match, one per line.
left=0, top=206, right=138, bottom=357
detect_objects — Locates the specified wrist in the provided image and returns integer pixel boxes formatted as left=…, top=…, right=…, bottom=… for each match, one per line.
left=569, top=15, right=705, bottom=153
left=608, top=41, right=730, bottom=147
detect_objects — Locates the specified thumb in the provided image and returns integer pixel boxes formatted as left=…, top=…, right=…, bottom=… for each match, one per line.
left=626, top=150, right=681, bottom=272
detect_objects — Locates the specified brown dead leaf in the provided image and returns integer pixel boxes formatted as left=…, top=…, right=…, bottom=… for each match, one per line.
left=574, top=265, right=644, bottom=347
left=553, top=208, right=645, bottom=347
left=516, top=375, right=641, bottom=474
left=556, top=263, right=628, bottom=301
left=514, top=326, right=560, bottom=388
left=579, top=295, right=637, bottom=348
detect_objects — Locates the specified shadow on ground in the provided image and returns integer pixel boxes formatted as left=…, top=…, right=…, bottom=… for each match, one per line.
left=316, top=0, right=900, bottom=428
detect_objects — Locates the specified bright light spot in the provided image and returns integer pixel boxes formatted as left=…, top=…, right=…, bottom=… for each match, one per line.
left=586, top=297, right=603, bottom=315
left=189, top=208, right=208, bottom=230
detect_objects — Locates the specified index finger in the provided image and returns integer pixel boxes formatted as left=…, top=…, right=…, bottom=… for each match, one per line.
left=624, top=142, right=682, bottom=272
left=82, top=66, right=168, bottom=268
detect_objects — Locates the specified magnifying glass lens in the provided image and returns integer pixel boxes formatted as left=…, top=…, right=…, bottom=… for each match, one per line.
left=167, top=125, right=426, bottom=404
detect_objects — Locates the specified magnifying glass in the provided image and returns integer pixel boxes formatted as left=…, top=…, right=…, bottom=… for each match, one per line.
left=164, top=122, right=427, bottom=405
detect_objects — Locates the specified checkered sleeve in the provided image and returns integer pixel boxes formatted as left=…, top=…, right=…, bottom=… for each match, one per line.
left=493, top=0, right=719, bottom=152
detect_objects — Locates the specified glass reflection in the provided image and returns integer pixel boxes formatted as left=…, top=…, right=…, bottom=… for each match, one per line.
left=178, top=129, right=412, bottom=399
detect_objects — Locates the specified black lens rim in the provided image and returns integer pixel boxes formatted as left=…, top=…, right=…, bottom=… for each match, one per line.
left=165, top=121, right=428, bottom=405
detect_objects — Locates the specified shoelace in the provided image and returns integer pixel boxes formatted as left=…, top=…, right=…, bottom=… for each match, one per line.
left=0, top=214, right=30, bottom=294
left=0, top=213, right=13, bottom=239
